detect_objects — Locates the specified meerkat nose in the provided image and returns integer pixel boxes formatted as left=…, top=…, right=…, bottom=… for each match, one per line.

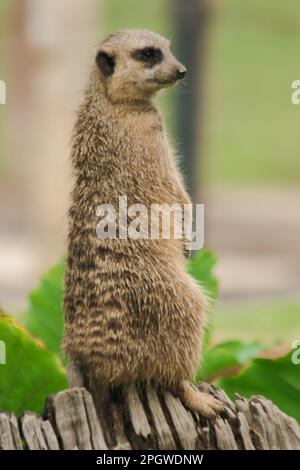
left=175, top=68, right=187, bottom=80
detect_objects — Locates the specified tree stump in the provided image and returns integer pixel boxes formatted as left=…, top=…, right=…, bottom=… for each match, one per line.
left=0, top=383, right=300, bottom=450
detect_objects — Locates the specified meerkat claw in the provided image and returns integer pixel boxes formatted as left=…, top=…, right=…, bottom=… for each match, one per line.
left=178, top=381, right=223, bottom=418
left=194, top=393, right=224, bottom=418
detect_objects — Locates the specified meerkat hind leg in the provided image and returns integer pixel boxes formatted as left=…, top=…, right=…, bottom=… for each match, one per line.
left=177, top=381, right=223, bottom=418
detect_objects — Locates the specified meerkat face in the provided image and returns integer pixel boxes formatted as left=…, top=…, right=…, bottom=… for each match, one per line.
left=95, top=29, right=186, bottom=103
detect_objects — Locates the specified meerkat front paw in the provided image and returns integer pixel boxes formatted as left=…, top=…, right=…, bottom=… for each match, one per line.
left=178, top=381, right=223, bottom=418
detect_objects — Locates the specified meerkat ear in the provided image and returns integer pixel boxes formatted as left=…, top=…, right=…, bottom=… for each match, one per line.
left=96, top=51, right=115, bottom=77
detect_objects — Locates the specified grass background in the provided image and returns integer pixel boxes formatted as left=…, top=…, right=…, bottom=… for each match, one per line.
left=205, top=0, right=300, bottom=185
left=213, top=299, right=300, bottom=345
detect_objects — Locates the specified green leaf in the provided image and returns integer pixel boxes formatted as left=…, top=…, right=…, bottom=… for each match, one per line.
left=187, top=250, right=218, bottom=300
left=188, top=250, right=218, bottom=348
left=24, top=258, right=65, bottom=356
left=197, top=340, right=263, bottom=381
left=217, top=352, right=300, bottom=423
left=0, top=312, right=67, bottom=415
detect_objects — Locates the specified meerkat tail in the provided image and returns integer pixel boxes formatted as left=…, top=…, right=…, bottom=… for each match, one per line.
left=177, top=381, right=223, bottom=418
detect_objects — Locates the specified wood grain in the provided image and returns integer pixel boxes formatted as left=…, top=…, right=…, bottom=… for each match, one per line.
left=0, top=383, right=299, bottom=450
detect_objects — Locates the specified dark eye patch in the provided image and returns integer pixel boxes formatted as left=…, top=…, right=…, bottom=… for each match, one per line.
left=131, top=47, right=163, bottom=67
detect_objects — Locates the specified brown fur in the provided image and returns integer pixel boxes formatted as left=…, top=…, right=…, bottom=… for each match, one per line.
left=63, top=29, right=221, bottom=417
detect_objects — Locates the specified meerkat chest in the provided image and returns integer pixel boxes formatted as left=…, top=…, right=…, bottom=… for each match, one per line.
left=117, top=110, right=168, bottom=162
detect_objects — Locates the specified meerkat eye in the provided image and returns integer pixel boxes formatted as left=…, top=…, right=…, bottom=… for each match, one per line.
left=132, top=47, right=163, bottom=66
left=141, top=48, right=156, bottom=60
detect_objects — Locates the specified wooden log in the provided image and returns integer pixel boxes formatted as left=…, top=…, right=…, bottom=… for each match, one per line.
left=0, top=413, right=22, bottom=450
left=21, top=413, right=59, bottom=450
left=0, top=383, right=300, bottom=450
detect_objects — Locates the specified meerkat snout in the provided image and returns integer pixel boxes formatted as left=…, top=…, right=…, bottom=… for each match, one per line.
left=94, top=29, right=187, bottom=103
left=175, top=67, right=187, bottom=80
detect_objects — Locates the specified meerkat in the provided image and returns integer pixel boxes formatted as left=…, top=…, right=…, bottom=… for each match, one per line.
left=63, top=29, right=222, bottom=417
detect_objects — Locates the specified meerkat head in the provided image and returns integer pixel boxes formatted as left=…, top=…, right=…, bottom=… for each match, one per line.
left=95, top=29, right=186, bottom=104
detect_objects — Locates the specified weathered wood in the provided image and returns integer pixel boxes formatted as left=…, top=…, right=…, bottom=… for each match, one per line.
left=163, top=391, right=198, bottom=450
left=0, top=383, right=300, bottom=450
left=46, top=387, right=107, bottom=450
left=21, top=413, right=59, bottom=450
left=0, top=413, right=22, bottom=450
left=144, top=384, right=177, bottom=450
